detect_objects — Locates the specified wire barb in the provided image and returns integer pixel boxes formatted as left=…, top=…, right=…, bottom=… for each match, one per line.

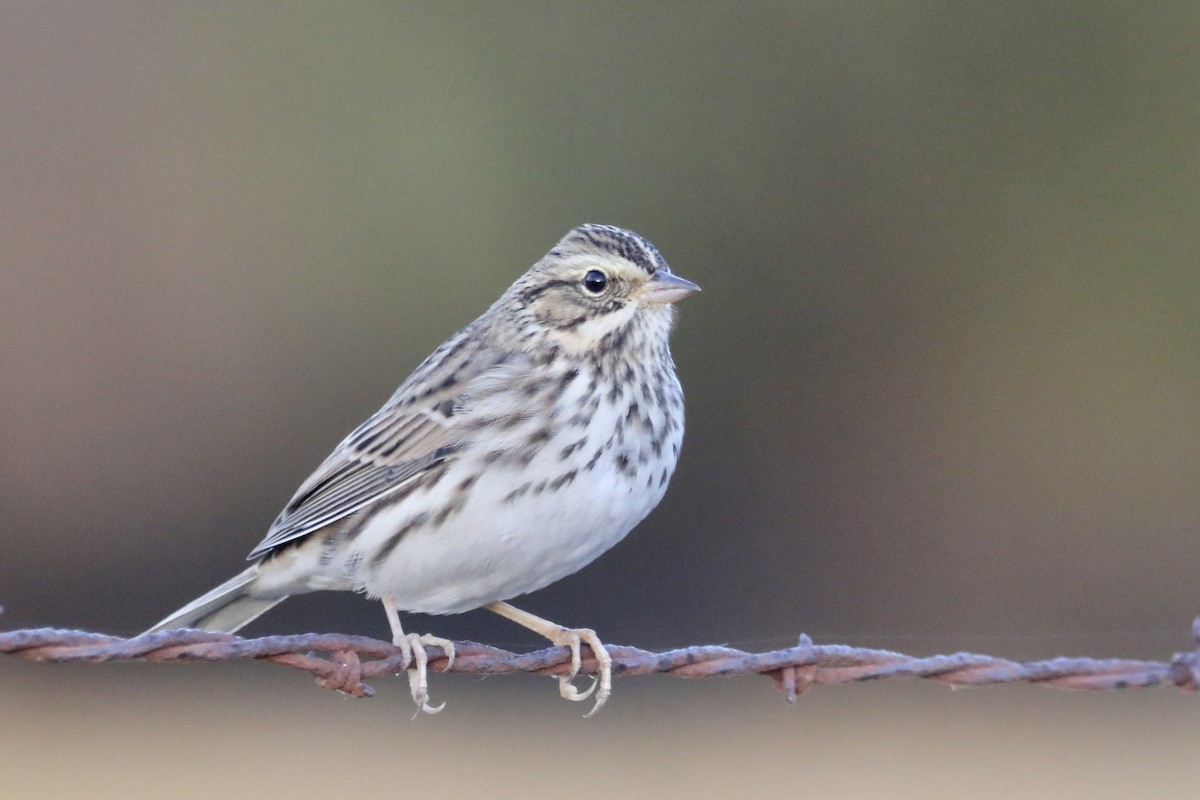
left=2, top=617, right=1198, bottom=702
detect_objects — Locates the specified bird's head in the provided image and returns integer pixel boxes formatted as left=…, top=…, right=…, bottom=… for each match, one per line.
left=505, top=224, right=700, bottom=354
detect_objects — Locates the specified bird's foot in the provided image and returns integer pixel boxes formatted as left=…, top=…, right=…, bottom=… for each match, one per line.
left=398, top=633, right=455, bottom=716
left=483, top=601, right=614, bottom=716
left=381, top=594, right=455, bottom=716
left=550, top=627, right=612, bottom=717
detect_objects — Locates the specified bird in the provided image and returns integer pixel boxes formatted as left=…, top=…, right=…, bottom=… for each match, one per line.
left=145, top=223, right=699, bottom=715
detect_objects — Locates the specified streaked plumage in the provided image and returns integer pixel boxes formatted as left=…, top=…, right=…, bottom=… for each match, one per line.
left=146, top=224, right=699, bottom=715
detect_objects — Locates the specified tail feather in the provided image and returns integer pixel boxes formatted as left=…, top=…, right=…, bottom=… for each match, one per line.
left=143, top=565, right=288, bottom=635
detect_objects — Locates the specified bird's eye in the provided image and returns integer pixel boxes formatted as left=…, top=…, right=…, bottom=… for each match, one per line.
left=582, top=269, right=608, bottom=294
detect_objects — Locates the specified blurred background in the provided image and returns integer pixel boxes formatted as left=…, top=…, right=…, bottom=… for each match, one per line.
left=2, top=1, right=1199, bottom=796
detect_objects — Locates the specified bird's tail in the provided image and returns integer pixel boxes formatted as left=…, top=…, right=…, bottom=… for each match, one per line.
left=142, top=564, right=288, bottom=635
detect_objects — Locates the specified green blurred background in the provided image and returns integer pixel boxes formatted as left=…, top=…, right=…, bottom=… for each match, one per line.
left=2, top=2, right=1199, bottom=796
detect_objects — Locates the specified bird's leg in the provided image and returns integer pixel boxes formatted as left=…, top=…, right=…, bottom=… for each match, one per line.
left=484, top=601, right=612, bottom=716
left=381, top=594, right=455, bottom=715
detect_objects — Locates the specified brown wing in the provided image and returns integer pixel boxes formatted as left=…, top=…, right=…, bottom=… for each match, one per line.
left=247, top=335, right=518, bottom=560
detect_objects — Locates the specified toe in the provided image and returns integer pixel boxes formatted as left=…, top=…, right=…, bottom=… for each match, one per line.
left=574, top=630, right=612, bottom=717
left=555, top=630, right=583, bottom=681
left=558, top=674, right=598, bottom=702
left=420, top=634, right=456, bottom=671
left=549, top=628, right=612, bottom=715
left=404, top=633, right=449, bottom=715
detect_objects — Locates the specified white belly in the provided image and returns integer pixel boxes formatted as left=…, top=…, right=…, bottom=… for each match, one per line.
left=359, top=458, right=665, bottom=613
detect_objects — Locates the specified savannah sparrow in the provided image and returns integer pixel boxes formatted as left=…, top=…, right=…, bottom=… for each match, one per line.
left=146, top=223, right=699, bottom=715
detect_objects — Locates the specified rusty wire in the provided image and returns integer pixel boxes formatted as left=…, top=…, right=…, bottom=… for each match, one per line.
left=3, top=613, right=1199, bottom=703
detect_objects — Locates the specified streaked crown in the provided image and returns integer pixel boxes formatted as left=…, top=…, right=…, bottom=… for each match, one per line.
left=547, top=224, right=667, bottom=275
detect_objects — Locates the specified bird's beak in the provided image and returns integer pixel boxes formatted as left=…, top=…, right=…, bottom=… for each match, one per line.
left=639, top=271, right=701, bottom=304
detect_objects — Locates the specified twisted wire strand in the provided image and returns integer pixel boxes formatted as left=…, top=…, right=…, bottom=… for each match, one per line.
left=3, top=615, right=1198, bottom=702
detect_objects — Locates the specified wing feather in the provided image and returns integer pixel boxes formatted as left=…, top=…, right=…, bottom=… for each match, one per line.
left=246, top=339, right=523, bottom=559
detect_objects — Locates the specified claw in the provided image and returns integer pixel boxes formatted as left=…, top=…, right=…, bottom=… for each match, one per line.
left=404, top=633, right=446, bottom=715
left=575, top=628, right=612, bottom=717
left=381, top=595, right=449, bottom=716
left=551, top=627, right=611, bottom=716
left=421, top=634, right=456, bottom=672
left=559, top=674, right=598, bottom=702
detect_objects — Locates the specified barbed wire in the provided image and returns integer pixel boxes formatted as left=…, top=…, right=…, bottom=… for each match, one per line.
left=3, top=611, right=1198, bottom=704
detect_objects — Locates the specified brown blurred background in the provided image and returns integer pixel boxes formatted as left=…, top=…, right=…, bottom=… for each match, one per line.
left=2, top=2, right=1198, bottom=796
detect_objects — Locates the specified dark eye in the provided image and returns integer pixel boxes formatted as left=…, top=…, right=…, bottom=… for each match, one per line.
left=582, top=269, right=608, bottom=294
